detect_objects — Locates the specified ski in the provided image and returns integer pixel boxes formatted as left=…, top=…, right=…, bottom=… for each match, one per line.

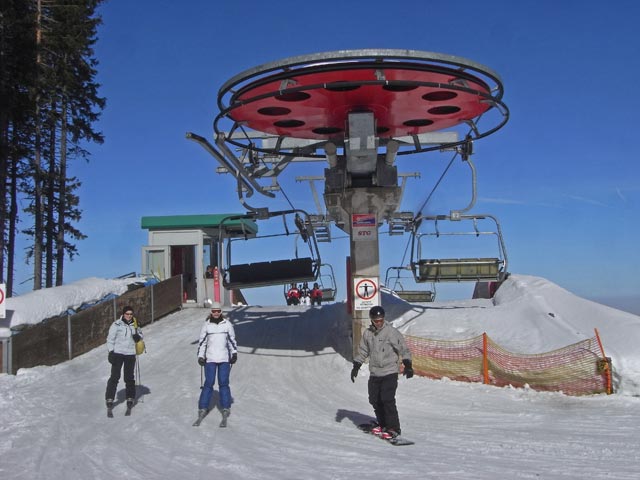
left=357, top=422, right=414, bottom=446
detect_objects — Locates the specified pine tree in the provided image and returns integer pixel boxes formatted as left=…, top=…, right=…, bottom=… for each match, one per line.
left=2, top=0, right=105, bottom=293
left=0, top=0, right=38, bottom=295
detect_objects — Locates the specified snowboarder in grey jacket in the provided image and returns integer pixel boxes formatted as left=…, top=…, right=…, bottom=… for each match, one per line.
left=105, top=306, right=142, bottom=412
left=351, top=305, right=413, bottom=437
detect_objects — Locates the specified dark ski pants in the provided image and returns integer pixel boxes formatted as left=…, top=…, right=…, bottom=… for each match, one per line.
left=105, top=353, right=137, bottom=401
left=368, top=373, right=401, bottom=434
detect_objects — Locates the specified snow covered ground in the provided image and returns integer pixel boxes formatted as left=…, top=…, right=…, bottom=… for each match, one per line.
left=1, top=274, right=639, bottom=479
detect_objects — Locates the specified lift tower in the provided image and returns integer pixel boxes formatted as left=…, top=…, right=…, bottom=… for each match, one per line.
left=187, top=49, right=508, bottom=355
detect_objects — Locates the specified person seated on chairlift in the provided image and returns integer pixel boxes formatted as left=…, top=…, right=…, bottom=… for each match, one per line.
left=310, top=282, right=323, bottom=306
left=286, top=283, right=301, bottom=305
left=300, top=282, right=311, bottom=306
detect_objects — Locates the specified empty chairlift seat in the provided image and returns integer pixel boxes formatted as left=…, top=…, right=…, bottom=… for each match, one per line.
left=417, top=258, right=503, bottom=283
left=395, top=290, right=435, bottom=302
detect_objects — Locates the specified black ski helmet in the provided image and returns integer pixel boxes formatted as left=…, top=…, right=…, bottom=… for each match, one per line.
left=369, top=305, right=385, bottom=319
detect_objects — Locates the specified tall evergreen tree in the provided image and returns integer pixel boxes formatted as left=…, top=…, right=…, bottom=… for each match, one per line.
left=2, top=0, right=104, bottom=294
left=0, top=0, right=38, bottom=295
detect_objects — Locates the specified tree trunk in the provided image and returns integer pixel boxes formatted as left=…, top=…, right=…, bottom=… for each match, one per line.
left=56, top=103, right=68, bottom=286
left=45, top=100, right=57, bottom=288
left=7, top=128, right=19, bottom=297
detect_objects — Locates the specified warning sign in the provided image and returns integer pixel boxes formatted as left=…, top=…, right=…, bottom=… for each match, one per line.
left=353, top=277, right=379, bottom=311
left=0, top=283, right=5, bottom=319
left=351, top=213, right=377, bottom=242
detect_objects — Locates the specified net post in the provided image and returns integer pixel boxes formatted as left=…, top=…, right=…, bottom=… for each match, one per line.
left=482, top=333, right=489, bottom=385
left=594, top=328, right=612, bottom=394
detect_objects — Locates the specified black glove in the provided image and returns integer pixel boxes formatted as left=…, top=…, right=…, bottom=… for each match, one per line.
left=132, top=333, right=141, bottom=343
left=350, top=361, right=362, bottom=383
left=198, top=357, right=206, bottom=366
left=108, top=351, right=115, bottom=364
left=230, top=353, right=238, bottom=364
left=402, top=359, right=414, bottom=379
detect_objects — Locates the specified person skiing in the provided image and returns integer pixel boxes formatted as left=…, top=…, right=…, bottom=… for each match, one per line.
left=105, top=305, right=143, bottom=415
left=195, top=301, right=238, bottom=426
left=350, top=305, right=413, bottom=439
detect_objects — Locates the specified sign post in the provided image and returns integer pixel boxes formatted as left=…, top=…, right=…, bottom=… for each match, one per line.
left=213, top=267, right=221, bottom=303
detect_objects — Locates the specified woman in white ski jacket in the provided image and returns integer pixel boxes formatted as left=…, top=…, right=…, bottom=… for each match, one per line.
left=105, top=306, right=143, bottom=412
left=196, top=302, right=237, bottom=423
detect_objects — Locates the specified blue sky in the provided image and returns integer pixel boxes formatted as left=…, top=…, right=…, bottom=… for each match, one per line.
left=14, top=0, right=640, bottom=312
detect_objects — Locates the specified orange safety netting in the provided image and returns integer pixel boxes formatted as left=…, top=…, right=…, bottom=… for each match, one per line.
left=404, top=330, right=611, bottom=396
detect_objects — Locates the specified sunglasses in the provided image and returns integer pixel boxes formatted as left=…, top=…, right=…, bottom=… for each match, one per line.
left=211, top=309, right=222, bottom=313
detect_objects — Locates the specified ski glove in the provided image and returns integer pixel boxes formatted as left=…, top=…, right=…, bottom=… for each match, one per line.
left=351, top=362, right=362, bottom=382
left=108, top=351, right=115, bottom=364
left=402, top=359, right=414, bottom=379
left=230, top=353, right=238, bottom=364
left=198, top=357, right=206, bottom=366
left=132, top=333, right=142, bottom=343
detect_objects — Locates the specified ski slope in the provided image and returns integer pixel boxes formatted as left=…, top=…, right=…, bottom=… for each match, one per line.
left=1, top=275, right=640, bottom=479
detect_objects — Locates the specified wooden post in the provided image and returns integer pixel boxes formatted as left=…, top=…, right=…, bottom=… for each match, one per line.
left=594, top=328, right=612, bottom=394
left=482, top=333, right=489, bottom=384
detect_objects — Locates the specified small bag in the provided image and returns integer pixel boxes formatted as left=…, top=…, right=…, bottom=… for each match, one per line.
left=135, top=339, right=146, bottom=355
left=133, top=318, right=146, bottom=355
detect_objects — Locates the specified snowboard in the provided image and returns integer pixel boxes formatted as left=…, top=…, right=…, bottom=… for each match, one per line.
left=358, top=423, right=415, bottom=446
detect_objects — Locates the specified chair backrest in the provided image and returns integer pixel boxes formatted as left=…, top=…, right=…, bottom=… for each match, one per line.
left=224, top=258, right=316, bottom=289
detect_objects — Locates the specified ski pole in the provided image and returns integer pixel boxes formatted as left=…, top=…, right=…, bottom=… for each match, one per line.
left=200, top=365, right=204, bottom=389
left=136, top=357, right=144, bottom=403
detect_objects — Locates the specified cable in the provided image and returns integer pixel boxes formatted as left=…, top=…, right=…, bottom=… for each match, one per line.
left=414, top=149, right=459, bottom=219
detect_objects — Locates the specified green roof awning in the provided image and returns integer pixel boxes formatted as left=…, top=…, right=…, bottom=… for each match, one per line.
left=141, top=213, right=258, bottom=235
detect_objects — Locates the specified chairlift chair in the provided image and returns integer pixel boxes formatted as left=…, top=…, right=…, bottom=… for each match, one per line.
left=220, top=209, right=321, bottom=289
left=410, top=213, right=508, bottom=283
left=317, top=263, right=337, bottom=302
left=384, top=266, right=436, bottom=302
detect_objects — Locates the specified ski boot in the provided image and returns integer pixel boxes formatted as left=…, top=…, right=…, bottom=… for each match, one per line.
left=125, top=398, right=135, bottom=416
left=220, top=408, right=230, bottom=428
left=193, top=409, right=208, bottom=427
left=106, top=399, right=114, bottom=418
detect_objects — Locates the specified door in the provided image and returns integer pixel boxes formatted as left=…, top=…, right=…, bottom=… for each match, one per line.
left=142, top=246, right=170, bottom=281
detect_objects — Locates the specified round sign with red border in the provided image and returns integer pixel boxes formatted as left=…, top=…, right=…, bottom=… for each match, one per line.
left=355, top=278, right=377, bottom=300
